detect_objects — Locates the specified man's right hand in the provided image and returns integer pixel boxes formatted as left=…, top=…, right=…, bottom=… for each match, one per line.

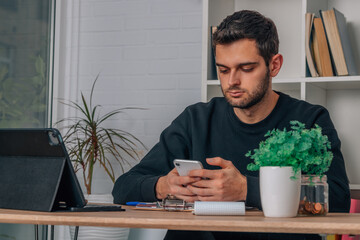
left=155, top=168, right=201, bottom=202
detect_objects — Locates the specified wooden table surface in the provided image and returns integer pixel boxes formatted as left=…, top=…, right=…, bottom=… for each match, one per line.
left=0, top=206, right=359, bottom=235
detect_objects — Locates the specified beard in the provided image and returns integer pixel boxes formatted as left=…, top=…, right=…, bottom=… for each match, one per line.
left=222, top=68, right=270, bottom=109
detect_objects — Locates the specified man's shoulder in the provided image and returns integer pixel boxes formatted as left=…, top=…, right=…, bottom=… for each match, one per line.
left=280, top=92, right=326, bottom=111
left=186, top=97, right=227, bottom=112
left=176, top=97, right=228, bottom=123
left=278, top=92, right=329, bottom=121
left=170, top=97, right=227, bottom=130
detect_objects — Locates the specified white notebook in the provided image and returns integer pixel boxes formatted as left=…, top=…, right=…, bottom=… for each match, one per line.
left=193, top=201, right=245, bottom=216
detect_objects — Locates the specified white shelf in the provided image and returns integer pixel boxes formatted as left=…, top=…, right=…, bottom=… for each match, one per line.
left=305, top=76, right=360, bottom=90
left=206, top=80, right=220, bottom=85
left=207, top=76, right=360, bottom=89
left=350, top=184, right=360, bottom=190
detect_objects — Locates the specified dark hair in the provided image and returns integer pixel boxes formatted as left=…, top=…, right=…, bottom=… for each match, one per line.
left=212, top=10, right=279, bottom=66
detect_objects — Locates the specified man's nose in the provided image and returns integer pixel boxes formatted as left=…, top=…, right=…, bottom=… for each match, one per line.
left=228, top=70, right=240, bottom=86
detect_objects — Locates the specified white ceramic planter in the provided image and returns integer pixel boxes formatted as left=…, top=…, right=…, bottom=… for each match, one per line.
left=260, top=166, right=301, bottom=217
left=69, top=194, right=130, bottom=240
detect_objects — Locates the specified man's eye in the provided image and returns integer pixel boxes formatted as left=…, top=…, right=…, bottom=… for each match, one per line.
left=242, top=68, right=254, bottom=72
left=219, top=69, right=228, bottom=74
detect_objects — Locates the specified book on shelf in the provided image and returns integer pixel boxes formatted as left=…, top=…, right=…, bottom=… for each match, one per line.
left=305, top=12, right=319, bottom=77
left=312, top=17, right=334, bottom=77
left=320, top=8, right=358, bottom=76
left=210, top=26, right=220, bottom=80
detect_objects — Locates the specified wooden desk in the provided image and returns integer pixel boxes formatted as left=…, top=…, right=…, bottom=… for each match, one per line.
left=0, top=206, right=359, bottom=235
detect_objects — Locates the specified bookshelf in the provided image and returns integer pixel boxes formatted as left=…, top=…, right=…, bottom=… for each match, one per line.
left=201, top=0, right=360, bottom=189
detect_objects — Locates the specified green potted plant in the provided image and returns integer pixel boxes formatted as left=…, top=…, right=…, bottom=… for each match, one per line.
left=57, top=74, right=146, bottom=239
left=246, top=121, right=333, bottom=217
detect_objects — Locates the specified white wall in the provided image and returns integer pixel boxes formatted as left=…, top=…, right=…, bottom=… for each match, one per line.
left=55, top=0, right=203, bottom=194
left=54, top=0, right=202, bottom=239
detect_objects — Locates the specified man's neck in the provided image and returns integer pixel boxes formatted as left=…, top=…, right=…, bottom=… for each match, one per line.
left=233, top=90, right=279, bottom=124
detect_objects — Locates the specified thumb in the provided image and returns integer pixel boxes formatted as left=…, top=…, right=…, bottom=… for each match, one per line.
left=170, top=167, right=180, bottom=176
left=206, top=157, right=232, bottom=169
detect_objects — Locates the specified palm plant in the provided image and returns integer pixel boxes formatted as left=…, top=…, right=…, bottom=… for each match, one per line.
left=57, top=75, right=146, bottom=194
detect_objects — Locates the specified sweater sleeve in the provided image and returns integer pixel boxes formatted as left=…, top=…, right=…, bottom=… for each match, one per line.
left=112, top=110, right=191, bottom=204
left=322, top=130, right=351, bottom=212
left=313, top=108, right=350, bottom=213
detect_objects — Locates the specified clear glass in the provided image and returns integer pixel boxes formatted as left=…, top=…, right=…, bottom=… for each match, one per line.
left=298, top=175, right=328, bottom=216
left=0, top=0, right=53, bottom=127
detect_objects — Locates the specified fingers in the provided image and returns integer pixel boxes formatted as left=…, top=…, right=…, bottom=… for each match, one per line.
left=167, top=181, right=200, bottom=203
left=168, top=168, right=199, bottom=184
left=186, top=181, right=236, bottom=201
left=186, top=183, right=223, bottom=201
left=206, top=157, right=233, bottom=169
left=187, top=168, right=224, bottom=180
left=161, top=168, right=202, bottom=201
left=189, top=178, right=215, bottom=188
left=170, top=175, right=202, bottom=186
left=170, top=184, right=196, bottom=196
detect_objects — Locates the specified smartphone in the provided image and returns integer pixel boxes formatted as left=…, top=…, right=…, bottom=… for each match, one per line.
left=173, top=159, right=203, bottom=176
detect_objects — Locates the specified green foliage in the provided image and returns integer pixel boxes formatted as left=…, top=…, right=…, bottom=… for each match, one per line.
left=57, top=74, right=146, bottom=194
left=0, top=55, right=47, bottom=127
left=246, top=121, right=333, bottom=177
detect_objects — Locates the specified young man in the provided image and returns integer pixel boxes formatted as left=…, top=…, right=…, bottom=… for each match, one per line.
left=112, top=10, right=350, bottom=240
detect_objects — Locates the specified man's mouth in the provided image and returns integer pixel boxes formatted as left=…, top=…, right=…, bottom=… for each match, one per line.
left=227, top=90, right=245, bottom=98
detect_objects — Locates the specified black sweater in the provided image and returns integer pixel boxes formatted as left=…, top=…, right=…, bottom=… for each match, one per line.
left=112, top=92, right=350, bottom=213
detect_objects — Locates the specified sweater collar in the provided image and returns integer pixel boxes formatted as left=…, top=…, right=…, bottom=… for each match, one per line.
left=226, top=91, right=286, bottom=134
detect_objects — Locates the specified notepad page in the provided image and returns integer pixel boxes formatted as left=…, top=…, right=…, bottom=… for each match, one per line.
left=193, top=201, right=245, bottom=215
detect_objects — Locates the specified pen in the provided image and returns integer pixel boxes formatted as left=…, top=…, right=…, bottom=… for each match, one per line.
left=126, top=202, right=140, bottom=206
left=126, top=201, right=150, bottom=206
left=126, top=201, right=161, bottom=209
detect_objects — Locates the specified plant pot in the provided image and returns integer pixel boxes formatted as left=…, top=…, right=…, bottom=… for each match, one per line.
left=260, top=166, right=301, bottom=217
left=69, top=194, right=129, bottom=240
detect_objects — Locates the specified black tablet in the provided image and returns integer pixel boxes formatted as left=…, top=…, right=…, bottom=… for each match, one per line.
left=0, top=128, right=123, bottom=212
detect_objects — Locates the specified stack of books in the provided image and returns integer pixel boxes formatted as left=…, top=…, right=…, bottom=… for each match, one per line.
left=306, top=8, right=358, bottom=77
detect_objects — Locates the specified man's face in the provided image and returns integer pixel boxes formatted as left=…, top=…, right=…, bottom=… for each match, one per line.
left=215, top=39, right=271, bottom=109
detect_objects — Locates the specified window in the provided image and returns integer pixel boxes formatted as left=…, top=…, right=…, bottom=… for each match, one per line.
left=0, top=0, right=54, bottom=128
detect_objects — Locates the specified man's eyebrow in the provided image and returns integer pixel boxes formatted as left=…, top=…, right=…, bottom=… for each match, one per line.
left=215, top=62, right=259, bottom=68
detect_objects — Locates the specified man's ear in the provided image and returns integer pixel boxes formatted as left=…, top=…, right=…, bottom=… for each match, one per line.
left=269, top=54, right=283, bottom=77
